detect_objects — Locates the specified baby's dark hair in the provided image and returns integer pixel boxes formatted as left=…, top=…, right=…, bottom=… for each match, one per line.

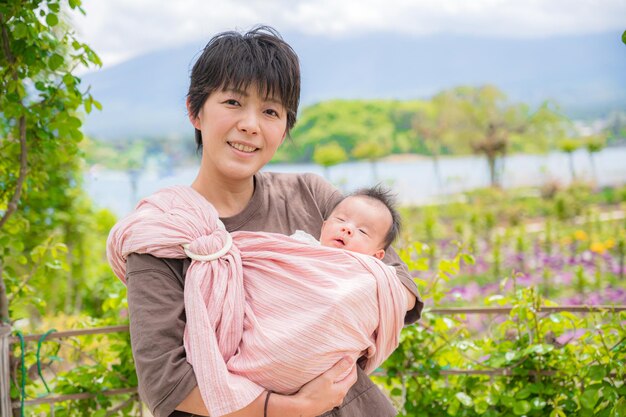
left=350, top=185, right=401, bottom=249
left=187, top=25, right=301, bottom=150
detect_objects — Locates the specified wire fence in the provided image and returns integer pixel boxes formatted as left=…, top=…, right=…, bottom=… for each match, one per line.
left=3, top=305, right=625, bottom=415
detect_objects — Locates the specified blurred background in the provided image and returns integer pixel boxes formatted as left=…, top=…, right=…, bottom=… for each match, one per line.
left=70, top=0, right=626, bottom=215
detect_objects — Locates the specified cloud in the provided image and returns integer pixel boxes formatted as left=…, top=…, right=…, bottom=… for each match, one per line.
left=71, top=0, right=626, bottom=67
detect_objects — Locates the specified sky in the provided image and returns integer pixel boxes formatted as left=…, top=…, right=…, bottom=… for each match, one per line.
left=70, top=0, right=626, bottom=69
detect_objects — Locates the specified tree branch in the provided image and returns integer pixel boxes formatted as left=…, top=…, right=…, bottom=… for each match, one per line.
left=0, top=116, right=27, bottom=229
left=0, top=260, right=8, bottom=323
left=0, top=15, right=28, bottom=230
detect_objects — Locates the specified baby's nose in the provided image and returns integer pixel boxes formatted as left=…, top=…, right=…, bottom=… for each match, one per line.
left=341, top=225, right=353, bottom=235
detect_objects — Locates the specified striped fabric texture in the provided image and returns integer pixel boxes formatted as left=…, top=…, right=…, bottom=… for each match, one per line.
left=107, top=186, right=407, bottom=417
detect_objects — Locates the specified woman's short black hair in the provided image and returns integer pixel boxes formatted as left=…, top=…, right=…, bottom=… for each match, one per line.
left=187, top=25, right=301, bottom=149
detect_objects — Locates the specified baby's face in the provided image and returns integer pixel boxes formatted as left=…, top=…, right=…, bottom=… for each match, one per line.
left=320, top=196, right=391, bottom=260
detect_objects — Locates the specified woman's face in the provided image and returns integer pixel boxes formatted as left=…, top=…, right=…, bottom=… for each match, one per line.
left=189, top=85, right=287, bottom=183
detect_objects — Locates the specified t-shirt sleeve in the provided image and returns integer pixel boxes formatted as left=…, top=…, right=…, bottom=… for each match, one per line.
left=125, top=253, right=197, bottom=417
left=301, top=173, right=344, bottom=218
left=382, top=248, right=424, bottom=324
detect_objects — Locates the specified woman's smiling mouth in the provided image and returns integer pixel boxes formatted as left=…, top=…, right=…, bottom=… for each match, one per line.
left=228, top=141, right=258, bottom=153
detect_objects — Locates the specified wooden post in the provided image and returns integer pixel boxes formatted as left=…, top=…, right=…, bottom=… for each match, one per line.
left=1, top=324, right=12, bottom=417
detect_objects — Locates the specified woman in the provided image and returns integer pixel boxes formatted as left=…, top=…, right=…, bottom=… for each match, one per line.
left=122, top=26, right=423, bottom=417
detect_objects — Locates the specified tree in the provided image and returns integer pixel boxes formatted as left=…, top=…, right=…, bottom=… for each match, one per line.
left=276, top=100, right=397, bottom=163
left=0, top=0, right=102, bottom=323
left=312, top=141, right=348, bottom=180
left=411, top=92, right=462, bottom=191
left=351, top=140, right=390, bottom=182
left=559, top=138, right=582, bottom=181
left=448, top=85, right=565, bottom=187
left=584, top=134, right=606, bottom=184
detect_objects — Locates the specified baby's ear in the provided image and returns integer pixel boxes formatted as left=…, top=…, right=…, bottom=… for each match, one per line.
left=374, top=249, right=385, bottom=260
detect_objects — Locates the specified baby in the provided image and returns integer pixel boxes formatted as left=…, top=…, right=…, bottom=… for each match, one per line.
left=293, top=185, right=415, bottom=308
left=292, top=185, right=400, bottom=261
left=320, top=186, right=399, bottom=260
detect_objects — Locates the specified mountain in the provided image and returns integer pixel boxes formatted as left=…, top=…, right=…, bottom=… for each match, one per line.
left=81, top=31, right=626, bottom=140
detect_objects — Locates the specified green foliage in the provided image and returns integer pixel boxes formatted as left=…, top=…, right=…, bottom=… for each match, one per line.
left=1, top=4, right=134, bottom=413
left=443, top=86, right=567, bottom=186
left=559, top=138, right=582, bottom=153
left=584, top=135, right=606, bottom=154
left=0, top=0, right=114, bottom=321
left=271, top=89, right=569, bottom=188
left=351, top=140, right=389, bottom=160
left=274, top=99, right=422, bottom=162
left=312, top=141, right=348, bottom=168
left=382, top=244, right=626, bottom=416
left=12, top=290, right=136, bottom=416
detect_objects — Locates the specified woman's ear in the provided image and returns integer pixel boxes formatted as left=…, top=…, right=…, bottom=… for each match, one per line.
left=374, top=249, right=386, bottom=260
left=187, top=98, right=201, bottom=130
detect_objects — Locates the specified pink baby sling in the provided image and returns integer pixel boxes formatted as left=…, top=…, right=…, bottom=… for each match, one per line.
left=107, top=186, right=407, bottom=417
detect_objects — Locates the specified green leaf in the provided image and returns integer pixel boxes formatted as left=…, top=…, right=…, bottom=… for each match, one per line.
left=461, top=253, right=475, bottom=265
left=532, top=397, right=547, bottom=409
left=515, top=387, right=532, bottom=399
left=447, top=399, right=460, bottom=416
left=502, top=396, right=515, bottom=408
left=588, top=364, right=606, bottom=381
left=529, top=382, right=544, bottom=394
left=474, top=399, right=489, bottom=414
left=580, top=388, right=600, bottom=410
left=46, top=13, right=59, bottom=27
left=513, top=400, right=531, bottom=415
left=49, top=53, right=64, bottom=71
left=550, top=408, right=566, bottom=417
left=528, top=343, right=554, bottom=355
left=14, top=23, right=28, bottom=39
left=623, top=30, right=626, bottom=45
left=611, top=397, right=626, bottom=417
left=84, top=98, right=92, bottom=114
left=456, top=392, right=474, bottom=407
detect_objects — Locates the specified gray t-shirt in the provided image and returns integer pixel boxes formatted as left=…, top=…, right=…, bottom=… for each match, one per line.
left=124, top=172, right=423, bottom=417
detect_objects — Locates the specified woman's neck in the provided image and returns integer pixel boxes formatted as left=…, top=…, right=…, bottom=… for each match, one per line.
left=191, top=173, right=255, bottom=218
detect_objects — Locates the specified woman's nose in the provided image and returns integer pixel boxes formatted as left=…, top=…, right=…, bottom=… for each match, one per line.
left=238, top=109, right=259, bottom=135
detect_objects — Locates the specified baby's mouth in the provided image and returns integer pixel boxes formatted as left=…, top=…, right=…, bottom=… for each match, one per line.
left=228, top=141, right=258, bottom=153
left=334, top=238, right=345, bottom=246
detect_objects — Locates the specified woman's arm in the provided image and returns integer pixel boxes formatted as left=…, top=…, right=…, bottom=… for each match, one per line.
left=382, top=247, right=423, bottom=322
left=126, top=254, right=198, bottom=417
left=177, top=357, right=358, bottom=417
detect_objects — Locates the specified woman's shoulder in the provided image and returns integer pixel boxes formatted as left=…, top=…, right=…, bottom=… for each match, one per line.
left=259, top=171, right=340, bottom=198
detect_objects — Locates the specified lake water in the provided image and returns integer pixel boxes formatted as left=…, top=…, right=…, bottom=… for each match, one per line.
left=85, top=146, right=626, bottom=216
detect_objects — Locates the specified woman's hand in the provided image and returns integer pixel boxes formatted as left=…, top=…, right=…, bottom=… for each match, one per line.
left=288, top=356, right=358, bottom=417
left=179, top=357, right=358, bottom=417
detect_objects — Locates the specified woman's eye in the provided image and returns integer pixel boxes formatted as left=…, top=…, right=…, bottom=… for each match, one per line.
left=265, top=109, right=280, bottom=117
left=224, top=99, right=240, bottom=106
